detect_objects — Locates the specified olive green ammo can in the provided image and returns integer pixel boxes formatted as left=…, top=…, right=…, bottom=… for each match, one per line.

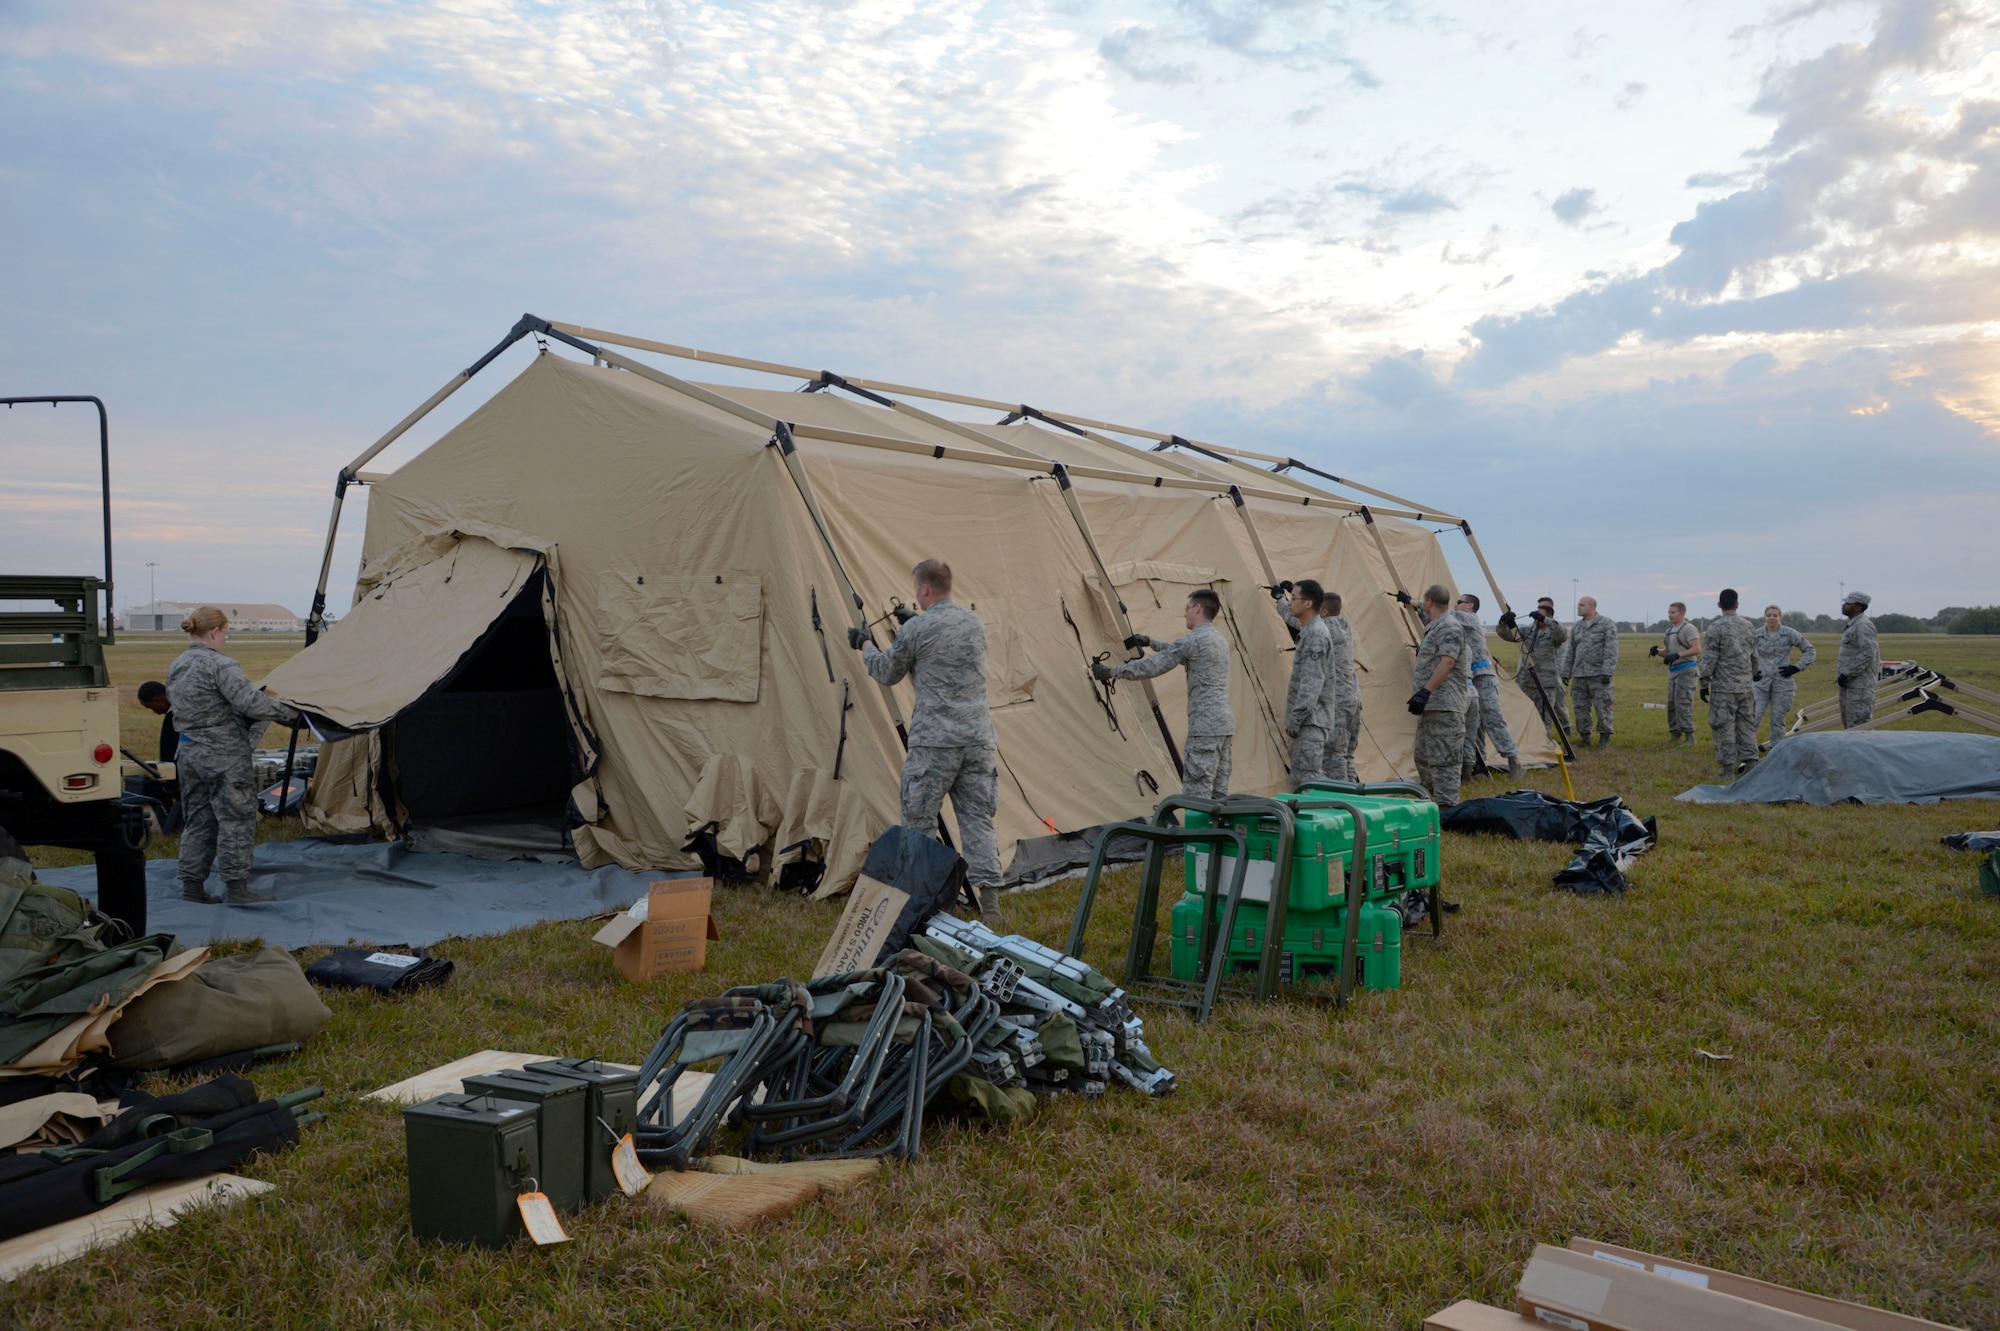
left=461, top=1068, right=590, bottom=1212
left=526, top=1058, right=641, bottom=1204
left=401, top=1093, right=540, bottom=1248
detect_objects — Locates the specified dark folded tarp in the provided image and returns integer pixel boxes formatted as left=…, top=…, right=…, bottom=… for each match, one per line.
left=859, top=826, right=977, bottom=966
left=1942, top=831, right=2000, bottom=851
left=1678, top=732, right=2000, bottom=805
left=305, top=947, right=453, bottom=994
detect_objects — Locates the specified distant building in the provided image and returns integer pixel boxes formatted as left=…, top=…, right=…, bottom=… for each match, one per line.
left=125, top=600, right=304, bottom=632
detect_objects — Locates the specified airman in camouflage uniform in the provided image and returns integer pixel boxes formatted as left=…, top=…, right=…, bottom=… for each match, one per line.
left=1698, top=589, right=1758, bottom=779
left=1652, top=603, right=1701, bottom=744
left=1326, top=604, right=1364, bottom=782
left=1497, top=597, right=1569, bottom=737
left=167, top=627, right=301, bottom=904
left=857, top=560, right=1002, bottom=917
left=1752, top=605, right=1815, bottom=746
left=1408, top=586, right=1469, bottom=806
left=1455, top=594, right=1522, bottom=783
left=1282, top=581, right=1334, bottom=786
left=1320, top=599, right=1368, bottom=783
left=1835, top=592, right=1880, bottom=728
left=1563, top=597, right=1619, bottom=746
left=1102, top=589, right=1233, bottom=800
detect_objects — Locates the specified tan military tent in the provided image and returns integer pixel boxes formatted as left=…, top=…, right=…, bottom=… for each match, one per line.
left=266, top=316, right=1555, bottom=896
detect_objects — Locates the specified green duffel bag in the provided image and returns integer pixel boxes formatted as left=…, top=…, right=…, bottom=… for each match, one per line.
left=108, top=948, right=331, bottom=1069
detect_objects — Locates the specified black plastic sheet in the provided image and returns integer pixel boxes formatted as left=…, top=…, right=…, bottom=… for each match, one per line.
left=859, top=825, right=978, bottom=966
left=1942, top=831, right=2000, bottom=851
left=1443, top=790, right=1658, bottom=895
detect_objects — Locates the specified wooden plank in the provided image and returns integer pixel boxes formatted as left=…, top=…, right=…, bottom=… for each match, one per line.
left=0, top=1174, right=272, bottom=1282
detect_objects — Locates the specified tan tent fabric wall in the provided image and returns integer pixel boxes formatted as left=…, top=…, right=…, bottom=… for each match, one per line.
left=294, top=344, right=1550, bottom=895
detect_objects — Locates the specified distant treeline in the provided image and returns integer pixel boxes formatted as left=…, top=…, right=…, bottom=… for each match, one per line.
left=1634, top=607, right=2000, bottom=635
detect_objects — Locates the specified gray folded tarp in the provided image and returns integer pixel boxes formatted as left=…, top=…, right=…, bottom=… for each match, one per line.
left=39, top=839, right=684, bottom=949
left=1677, top=731, right=2000, bottom=805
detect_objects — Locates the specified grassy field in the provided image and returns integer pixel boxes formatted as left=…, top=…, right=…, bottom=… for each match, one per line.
left=5, top=635, right=1997, bottom=1329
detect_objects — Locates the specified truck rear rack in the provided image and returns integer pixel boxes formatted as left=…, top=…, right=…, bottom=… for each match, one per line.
left=0, top=575, right=109, bottom=689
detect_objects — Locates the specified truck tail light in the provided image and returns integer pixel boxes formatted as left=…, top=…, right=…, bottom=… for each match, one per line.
left=94, top=743, right=115, bottom=764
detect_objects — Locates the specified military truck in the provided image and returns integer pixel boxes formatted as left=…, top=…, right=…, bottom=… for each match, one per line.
left=0, top=396, right=147, bottom=931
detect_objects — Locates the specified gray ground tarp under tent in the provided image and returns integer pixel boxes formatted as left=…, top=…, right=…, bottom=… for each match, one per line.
left=1676, top=732, right=2000, bottom=806
left=38, top=840, right=675, bottom=949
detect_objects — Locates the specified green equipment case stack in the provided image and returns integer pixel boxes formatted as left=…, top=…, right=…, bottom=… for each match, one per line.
left=526, top=1058, right=640, bottom=1204
left=461, top=1067, right=591, bottom=1212
left=402, top=1093, right=541, bottom=1248
left=1171, top=791, right=1441, bottom=993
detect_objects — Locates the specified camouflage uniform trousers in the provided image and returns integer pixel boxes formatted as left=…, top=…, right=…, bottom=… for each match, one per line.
left=1518, top=665, right=1570, bottom=737
left=900, top=745, right=1002, bottom=888
left=1752, top=676, right=1797, bottom=745
left=1334, top=698, right=1363, bottom=782
left=1709, top=689, right=1758, bottom=770
left=177, top=752, right=261, bottom=890
left=1667, top=668, right=1699, bottom=737
left=1414, top=706, right=1465, bottom=806
left=1571, top=675, right=1615, bottom=738
left=1462, top=672, right=1518, bottom=770
left=1287, top=724, right=1328, bottom=789
left=1181, top=735, right=1233, bottom=801
left=1839, top=683, right=1875, bottom=729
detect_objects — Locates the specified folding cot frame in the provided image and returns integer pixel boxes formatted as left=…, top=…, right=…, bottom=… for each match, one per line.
left=290, top=313, right=1525, bottom=788
left=1786, top=661, right=2000, bottom=737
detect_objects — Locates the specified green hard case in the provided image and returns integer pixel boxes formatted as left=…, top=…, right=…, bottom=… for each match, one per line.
left=526, top=1058, right=640, bottom=1204
left=461, top=1068, right=590, bottom=1212
left=402, top=1093, right=540, bottom=1248
left=1185, top=793, right=1440, bottom=911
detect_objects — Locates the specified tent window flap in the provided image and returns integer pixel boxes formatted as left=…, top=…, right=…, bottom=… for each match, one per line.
left=596, top=572, right=762, bottom=702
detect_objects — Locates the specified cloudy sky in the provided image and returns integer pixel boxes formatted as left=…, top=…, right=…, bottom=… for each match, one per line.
left=2, top=0, right=1995, bottom=623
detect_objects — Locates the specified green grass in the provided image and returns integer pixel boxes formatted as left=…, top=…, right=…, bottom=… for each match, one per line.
left=4, top=637, right=1997, bottom=1328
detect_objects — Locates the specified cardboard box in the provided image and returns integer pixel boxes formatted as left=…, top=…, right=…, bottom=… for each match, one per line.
left=811, top=874, right=909, bottom=979
left=1517, top=1244, right=1961, bottom=1331
left=593, top=879, right=719, bottom=982
left=1426, top=1299, right=1536, bottom=1329
left=1564, top=1241, right=1961, bottom=1331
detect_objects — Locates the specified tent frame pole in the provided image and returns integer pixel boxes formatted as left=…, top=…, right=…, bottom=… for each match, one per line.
left=767, top=424, right=914, bottom=750
left=809, top=375, right=1186, bottom=778
left=1358, top=507, right=1424, bottom=649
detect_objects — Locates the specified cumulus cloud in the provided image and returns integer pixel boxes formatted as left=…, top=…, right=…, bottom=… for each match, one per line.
left=1459, top=0, right=2000, bottom=390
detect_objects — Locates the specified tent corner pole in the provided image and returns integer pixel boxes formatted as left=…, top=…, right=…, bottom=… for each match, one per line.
left=1459, top=521, right=1511, bottom=616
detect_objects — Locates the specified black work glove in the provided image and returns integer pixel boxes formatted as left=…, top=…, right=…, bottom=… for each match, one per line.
left=1406, top=687, right=1431, bottom=716
left=1836, top=673, right=1850, bottom=688
left=846, top=627, right=869, bottom=650
left=1122, top=634, right=1149, bottom=651
left=1779, top=664, right=1800, bottom=678
left=1395, top=589, right=1414, bottom=606
left=1529, top=609, right=1547, bottom=622
left=1498, top=610, right=1517, bottom=630
left=890, top=603, right=916, bottom=624
left=1649, top=645, right=1661, bottom=657
left=1753, top=668, right=1763, bottom=682
left=1664, top=652, right=1681, bottom=666
left=1700, top=682, right=1710, bottom=702
left=1269, top=580, right=1294, bottom=600
left=1091, top=661, right=1115, bottom=683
